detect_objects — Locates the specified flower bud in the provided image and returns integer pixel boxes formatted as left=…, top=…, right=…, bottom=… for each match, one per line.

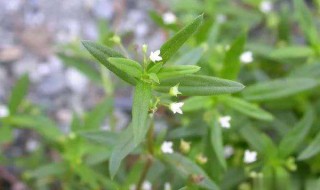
left=180, top=139, right=191, bottom=154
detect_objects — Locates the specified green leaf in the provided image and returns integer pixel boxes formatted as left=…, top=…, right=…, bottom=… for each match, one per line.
left=239, top=124, right=276, bottom=155
left=164, top=153, right=219, bottom=190
left=132, top=81, right=152, bottom=144
left=220, top=96, right=274, bottom=121
left=155, top=74, right=245, bottom=96
left=81, top=40, right=137, bottom=85
left=27, top=162, right=66, bottom=179
left=148, top=73, right=160, bottom=84
left=294, top=0, right=320, bottom=48
left=242, top=78, right=318, bottom=101
left=298, top=130, right=320, bottom=160
left=288, top=63, right=320, bottom=80
left=80, top=130, right=119, bottom=146
left=182, top=96, right=213, bottom=112
left=221, top=34, right=246, bottom=80
left=160, top=14, right=203, bottom=64
left=108, top=58, right=143, bottom=78
left=83, top=98, right=113, bottom=131
left=8, top=74, right=30, bottom=114
left=157, top=65, right=201, bottom=80
left=210, top=119, right=227, bottom=170
left=3, top=115, right=61, bottom=141
left=58, top=53, right=101, bottom=84
left=279, top=109, right=314, bottom=158
left=175, top=46, right=206, bottom=65
left=269, top=46, right=314, bottom=59
left=109, top=126, right=137, bottom=178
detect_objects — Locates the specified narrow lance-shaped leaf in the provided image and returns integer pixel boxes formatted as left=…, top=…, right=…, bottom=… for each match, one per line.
left=175, top=46, right=206, bottom=65
left=210, top=118, right=227, bottom=170
left=81, top=40, right=137, bottom=85
left=239, top=124, right=276, bottom=156
left=298, top=130, right=320, bottom=160
left=278, top=109, right=314, bottom=158
left=163, top=153, right=219, bottom=190
left=9, top=74, right=30, bottom=114
left=269, top=46, right=314, bottom=59
left=221, top=33, right=246, bottom=80
left=157, top=65, right=201, bottom=80
left=242, top=78, right=318, bottom=101
left=108, top=58, right=143, bottom=78
left=109, top=125, right=137, bottom=178
left=160, top=14, right=203, bottom=64
left=220, top=96, right=274, bottom=121
left=155, top=74, right=245, bottom=96
left=132, top=81, right=152, bottom=144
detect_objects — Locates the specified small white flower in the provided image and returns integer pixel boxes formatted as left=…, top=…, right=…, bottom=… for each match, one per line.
left=161, top=141, right=174, bottom=154
left=216, top=14, right=226, bottom=24
left=164, top=182, right=172, bottom=190
left=259, top=1, right=273, bottom=14
left=142, top=181, right=152, bottom=190
left=224, top=145, right=234, bottom=158
left=169, top=84, right=181, bottom=97
left=162, top=12, right=177, bottom=24
left=240, top=51, right=253, bottom=64
left=219, top=115, right=231, bottom=128
left=26, top=139, right=39, bottom=152
left=0, top=105, right=9, bottom=118
left=149, top=50, right=162, bottom=63
left=244, top=150, right=257, bottom=163
left=169, top=102, right=184, bottom=114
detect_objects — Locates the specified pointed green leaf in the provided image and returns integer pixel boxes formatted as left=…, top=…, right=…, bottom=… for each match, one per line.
left=294, top=0, right=320, bottom=47
left=288, top=62, right=320, bottom=80
left=160, top=14, right=203, bottom=64
left=164, top=153, right=219, bottom=190
left=80, top=130, right=119, bottom=146
left=210, top=119, right=227, bottom=170
left=132, top=81, right=152, bottom=144
left=175, top=46, right=206, bottom=65
left=298, top=130, right=320, bottom=160
left=239, top=124, right=276, bottom=155
left=9, top=74, right=30, bottom=114
left=109, top=126, right=137, bottom=178
left=108, top=58, right=143, bottom=78
left=157, top=65, right=201, bottom=80
left=269, top=46, right=314, bottom=59
left=148, top=73, right=160, bottom=84
left=81, top=40, right=137, bottom=85
left=221, top=34, right=246, bottom=80
left=242, top=78, right=318, bottom=101
left=182, top=96, right=213, bottom=112
left=220, top=96, right=274, bottom=121
left=279, top=109, right=314, bottom=158
left=155, top=74, right=245, bottom=96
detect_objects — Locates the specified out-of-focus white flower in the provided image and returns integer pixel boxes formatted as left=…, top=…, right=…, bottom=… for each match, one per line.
left=259, top=1, right=273, bottom=14
left=216, top=14, right=227, bottom=24
left=240, top=51, right=253, bottom=64
left=162, top=12, right=177, bottom=24
left=244, top=150, right=257, bottom=163
left=65, top=68, right=89, bottom=93
left=219, top=115, right=231, bottom=128
left=164, top=182, right=172, bottom=190
left=149, top=50, right=162, bottom=63
left=169, top=84, right=181, bottom=97
left=142, top=181, right=152, bottom=190
left=161, top=141, right=174, bottom=154
left=224, top=145, right=234, bottom=158
left=26, top=139, right=39, bottom=152
left=169, top=102, right=184, bottom=114
left=0, top=105, right=9, bottom=118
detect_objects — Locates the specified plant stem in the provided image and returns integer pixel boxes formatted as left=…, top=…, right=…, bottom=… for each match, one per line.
left=136, top=121, right=154, bottom=190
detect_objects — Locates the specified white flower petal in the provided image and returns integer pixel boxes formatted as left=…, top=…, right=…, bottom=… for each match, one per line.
left=240, top=51, right=253, bottom=64
left=244, top=150, right=257, bottom=163
left=170, top=102, right=184, bottom=114
left=161, top=141, right=174, bottom=154
left=260, top=1, right=273, bottom=13
left=163, top=12, right=177, bottom=24
left=219, top=115, right=231, bottom=128
left=149, top=50, right=163, bottom=62
left=0, top=105, right=9, bottom=118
